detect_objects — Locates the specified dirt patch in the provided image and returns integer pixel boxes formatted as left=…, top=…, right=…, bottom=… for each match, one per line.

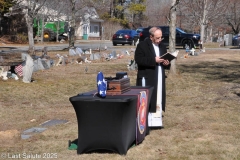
left=0, top=130, right=20, bottom=145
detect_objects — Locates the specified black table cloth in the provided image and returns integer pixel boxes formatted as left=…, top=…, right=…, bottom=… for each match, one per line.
left=69, top=86, right=153, bottom=155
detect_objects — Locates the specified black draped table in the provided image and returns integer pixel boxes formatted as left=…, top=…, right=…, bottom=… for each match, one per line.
left=69, top=86, right=153, bottom=155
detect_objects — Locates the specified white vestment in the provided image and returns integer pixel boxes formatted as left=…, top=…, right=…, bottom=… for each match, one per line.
left=148, top=44, right=163, bottom=127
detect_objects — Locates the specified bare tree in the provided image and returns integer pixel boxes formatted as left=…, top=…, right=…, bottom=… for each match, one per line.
left=143, top=0, right=171, bottom=27
left=89, top=0, right=112, bottom=16
left=34, top=1, right=54, bottom=43
left=46, top=0, right=69, bottom=42
left=17, top=0, right=47, bottom=54
left=180, top=0, right=229, bottom=42
left=168, top=0, right=180, bottom=75
left=66, top=0, right=96, bottom=48
left=125, top=0, right=146, bottom=29
left=224, top=0, right=240, bottom=34
left=68, top=0, right=76, bottom=48
left=86, top=0, right=117, bottom=39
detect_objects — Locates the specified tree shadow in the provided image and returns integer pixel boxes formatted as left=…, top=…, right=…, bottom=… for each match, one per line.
left=229, top=47, right=240, bottom=49
left=179, top=58, right=240, bottom=84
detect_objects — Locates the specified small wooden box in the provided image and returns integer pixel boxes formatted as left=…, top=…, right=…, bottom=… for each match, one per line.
left=106, top=78, right=130, bottom=95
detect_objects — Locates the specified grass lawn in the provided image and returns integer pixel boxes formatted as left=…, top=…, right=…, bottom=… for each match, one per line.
left=0, top=43, right=240, bottom=160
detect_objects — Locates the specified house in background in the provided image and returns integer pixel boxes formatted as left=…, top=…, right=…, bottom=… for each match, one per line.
left=5, top=2, right=103, bottom=41
left=75, top=7, right=104, bottom=40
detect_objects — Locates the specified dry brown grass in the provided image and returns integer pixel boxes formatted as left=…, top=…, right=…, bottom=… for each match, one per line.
left=0, top=45, right=240, bottom=160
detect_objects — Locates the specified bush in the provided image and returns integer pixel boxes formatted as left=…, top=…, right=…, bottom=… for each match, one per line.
left=16, top=33, right=28, bottom=44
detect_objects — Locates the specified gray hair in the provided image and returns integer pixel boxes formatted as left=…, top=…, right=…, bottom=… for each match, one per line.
left=149, top=27, right=162, bottom=36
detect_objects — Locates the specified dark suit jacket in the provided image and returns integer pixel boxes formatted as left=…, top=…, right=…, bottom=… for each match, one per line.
left=134, top=38, right=169, bottom=112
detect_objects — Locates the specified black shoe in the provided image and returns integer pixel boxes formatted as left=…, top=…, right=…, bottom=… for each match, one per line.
left=31, top=79, right=36, bottom=82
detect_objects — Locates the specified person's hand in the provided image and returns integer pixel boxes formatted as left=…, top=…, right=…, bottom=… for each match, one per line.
left=162, top=59, right=170, bottom=66
left=155, top=57, right=165, bottom=63
left=155, top=57, right=170, bottom=66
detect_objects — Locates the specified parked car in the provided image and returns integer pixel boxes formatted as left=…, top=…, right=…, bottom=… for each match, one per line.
left=232, top=34, right=240, bottom=46
left=138, top=26, right=201, bottom=49
left=112, top=29, right=139, bottom=46
left=136, top=27, right=144, bottom=35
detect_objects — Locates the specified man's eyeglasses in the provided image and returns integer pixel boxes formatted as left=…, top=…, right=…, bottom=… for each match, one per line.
left=155, top=37, right=164, bottom=40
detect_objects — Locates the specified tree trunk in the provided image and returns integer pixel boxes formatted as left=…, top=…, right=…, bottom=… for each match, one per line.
left=200, top=1, right=208, bottom=42
left=26, top=15, right=35, bottom=55
left=37, top=19, right=40, bottom=42
left=69, top=0, right=76, bottom=48
left=209, top=25, right=212, bottom=42
left=200, top=23, right=206, bottom=43
left=110, top=0, right=115, bottom=18
left=169, top=0, right=178, bottom=75
left=41, top=15, right=44, bottom=43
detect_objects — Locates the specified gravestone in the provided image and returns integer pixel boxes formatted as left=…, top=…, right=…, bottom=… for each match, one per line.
left=40, top=119, right=68, bottom=127
left=41, top=59, right=50, bottom=69
left=90, top=53, right=100, bottom=60
left=69, top=49, right=77, bottom=56
left=76, top=47, right=83, bottom=55
left=33, top=58, right=45, bottom=72
left=111, top=51, right=116, bottom=58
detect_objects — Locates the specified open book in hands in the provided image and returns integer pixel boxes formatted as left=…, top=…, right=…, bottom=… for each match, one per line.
left=160, top=50, right=179, bottom=62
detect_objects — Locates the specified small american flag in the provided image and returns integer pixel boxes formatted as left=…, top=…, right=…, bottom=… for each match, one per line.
left=15, top=64, right=23, bottom=77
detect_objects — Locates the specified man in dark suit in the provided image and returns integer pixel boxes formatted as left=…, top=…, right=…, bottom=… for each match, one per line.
left=134, top=26, right=170, bottom=128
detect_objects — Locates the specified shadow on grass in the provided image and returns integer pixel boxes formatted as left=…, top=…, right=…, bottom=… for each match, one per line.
left=179, top=58, right=240, bottom=84
left=229, top=46, right=240, bottom=49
